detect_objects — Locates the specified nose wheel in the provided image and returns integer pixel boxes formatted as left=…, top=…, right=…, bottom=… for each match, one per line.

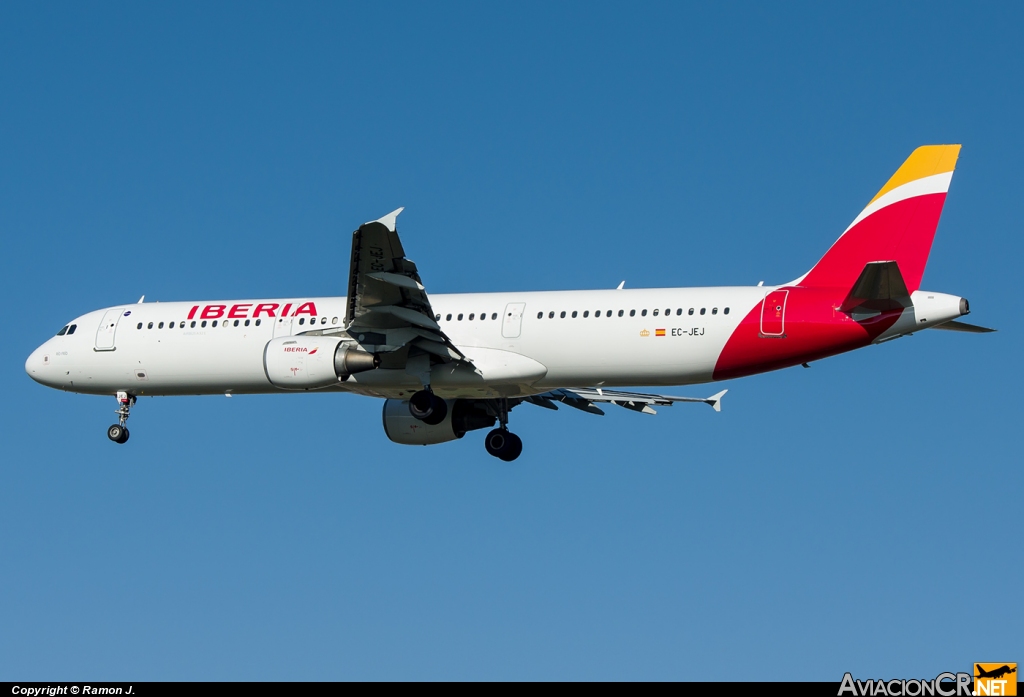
left=107, top=391, right=135, bottom=444
left=107, top=424, right=130, bottom=443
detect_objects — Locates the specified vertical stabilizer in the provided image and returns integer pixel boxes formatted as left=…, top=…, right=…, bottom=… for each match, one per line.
left=797, top=145, right=960, bottom=293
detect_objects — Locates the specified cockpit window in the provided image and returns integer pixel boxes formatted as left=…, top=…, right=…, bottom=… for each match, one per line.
left=56, top=326, right=68, bottom=336
left=67, top=324, right=77, bottom=334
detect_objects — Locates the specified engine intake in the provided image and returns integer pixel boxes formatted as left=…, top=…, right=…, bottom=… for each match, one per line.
left=382, top=398, right=496, bottom=445
left=264, top=336, right=378, bottom=389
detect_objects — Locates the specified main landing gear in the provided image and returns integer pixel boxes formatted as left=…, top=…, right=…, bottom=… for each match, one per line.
left=484, top=398, right=522, bottom=462
left=408, top=388, right=448, bottom=425
left=408, top=390, right=523, bottom=461
left=107, top=391, right=135, bottom=444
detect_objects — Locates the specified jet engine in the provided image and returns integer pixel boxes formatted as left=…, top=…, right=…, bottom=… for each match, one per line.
left=382, top=398, right=496, bottom=445
left=264, top=336, right=378, bottom=389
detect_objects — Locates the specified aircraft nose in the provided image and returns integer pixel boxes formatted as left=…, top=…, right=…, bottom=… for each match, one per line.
left=25, top=344, right=51, bottom=384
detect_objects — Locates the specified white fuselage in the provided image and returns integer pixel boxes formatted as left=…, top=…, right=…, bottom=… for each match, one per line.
left=26, top=287, right=768, bottom=400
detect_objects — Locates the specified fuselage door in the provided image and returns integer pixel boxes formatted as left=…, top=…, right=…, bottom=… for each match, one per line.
left=94, top=308, right=125, bottom=351
left=760, top=290, right=789, bottom=337
left=273, top=316, right=294, bottom=338
left=502, top=302, right=526, bottom=339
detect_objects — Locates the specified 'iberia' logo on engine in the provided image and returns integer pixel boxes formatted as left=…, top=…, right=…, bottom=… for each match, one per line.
left=284, top=346, right=318, bottom=354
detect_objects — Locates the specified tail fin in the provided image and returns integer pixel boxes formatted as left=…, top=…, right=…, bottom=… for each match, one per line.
left=796, top=145, right=961, bottom=293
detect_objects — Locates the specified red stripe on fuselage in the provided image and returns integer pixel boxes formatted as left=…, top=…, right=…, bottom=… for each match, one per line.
left=713, top=287, right=902, bottom=381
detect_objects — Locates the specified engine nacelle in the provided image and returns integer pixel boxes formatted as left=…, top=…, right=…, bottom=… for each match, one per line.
left=264, top=336, right=378, bottom=389
left=382, top=398, right=496, bottom=446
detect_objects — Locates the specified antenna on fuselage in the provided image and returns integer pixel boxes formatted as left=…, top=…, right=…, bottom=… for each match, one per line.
left=616, top=281, right=625, bottom=290
left=137, top=295, right=145, bottom=303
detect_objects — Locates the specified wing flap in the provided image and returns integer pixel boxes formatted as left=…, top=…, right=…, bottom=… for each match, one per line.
left=531, top=388, right=727, bottom=415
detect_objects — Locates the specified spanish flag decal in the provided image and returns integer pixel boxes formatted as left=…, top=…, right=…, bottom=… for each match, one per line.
left=655, top=329, right=666, bottom=337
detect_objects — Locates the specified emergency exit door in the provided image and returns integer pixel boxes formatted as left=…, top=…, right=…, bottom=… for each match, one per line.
left=760, top=290, right=788, bottom=337
left=502, top=302, right=526, bottom=339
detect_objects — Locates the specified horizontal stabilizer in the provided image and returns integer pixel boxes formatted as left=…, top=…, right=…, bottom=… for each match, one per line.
left=930, top=320, right=996, bottom=333
left=840, top=261, right=912, bottom=313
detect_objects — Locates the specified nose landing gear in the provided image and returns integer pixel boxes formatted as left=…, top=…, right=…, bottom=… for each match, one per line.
left=107, top=391, right=135, bottom=444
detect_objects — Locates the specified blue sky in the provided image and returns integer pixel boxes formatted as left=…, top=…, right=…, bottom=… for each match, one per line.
left=1, top=2, right=1020, bottom=680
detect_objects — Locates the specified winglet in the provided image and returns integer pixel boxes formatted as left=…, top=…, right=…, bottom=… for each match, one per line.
left=369, top=207, right=405, bottom=232
left=707, top=389, right=727, bottom=412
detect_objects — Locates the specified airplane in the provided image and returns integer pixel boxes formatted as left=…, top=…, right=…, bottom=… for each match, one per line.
left=25, top=145, right=993, bottom=461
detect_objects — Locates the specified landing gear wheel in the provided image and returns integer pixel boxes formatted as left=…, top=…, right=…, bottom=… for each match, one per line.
left=484, top=428, right=523, bottom=462
left=409, top=389, right=448, bottom=426
left=107, top=424, right=128, bottom=444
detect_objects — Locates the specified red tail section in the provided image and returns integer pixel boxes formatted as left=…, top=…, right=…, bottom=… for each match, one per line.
left=797, top=145, right=960, bottom=293
left=713, top=145, right=961, bottom=381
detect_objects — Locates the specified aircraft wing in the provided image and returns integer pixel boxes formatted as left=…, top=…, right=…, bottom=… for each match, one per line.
left=342, top=208, right=464, bottom=364
left=526, top=388, right=727, bottom=415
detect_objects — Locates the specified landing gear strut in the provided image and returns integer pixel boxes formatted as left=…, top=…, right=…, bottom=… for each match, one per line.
left=484, top=398, right=522, bottom=461
left=409, top=388, right=448, bottom=425
left=107, top=391, right=134, bottom=444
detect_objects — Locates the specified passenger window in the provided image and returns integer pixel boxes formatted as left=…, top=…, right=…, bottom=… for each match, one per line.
left=583, top=311, right=589, bottom=318
left=168, top=322, right=173, bottom=329
left=571, top=311, right=577, bottom=318
left=57, top=325, right=68, bottom=336
left=676, top=308, right=682, bottom=316
left=618, top=310, right=624, bottom=317
left=665, top=308, right=671, bottom=315
left=700, top=308, right=706, bottom=315
left=607, top=310, right=612, bottom=317
left=594, top=310, right=601, bottom=317
left=234, top=319, right=240, bottom=326
left=245, top=319, right=250, bottom=326
left=724, top=307, right=730, bottom=315
left=322, top=317, right=327, bottom=324
left=136, top=323, right=142, bottom=330
left=333, top=317, right=338, bottom=324
left=190, top=321, right=196, bottom=328
left=469, top=313, right=475, bottom=320
left=653, top=309, right=659, bottom=316
left=560, top=311, right=566, bottom=318
left=537, top=312, right=543, bottom=319
left=180, top=321, right=185, bottom=328
left=712, top=308, right=718, bottom=315
left=688, top=308, right=694, bottom=315
left=641, top=309, right=647, bottom=317
left=298, top=318, right=305, bottom=325
left=549, top=311, right=554, bottom=318
left=491, top=313, right=497, bottom=320
left=446, top=314, right=452, bottom=321
left=201, top=321, right=207, bottom=328
left=255, top=319, right=261, bottom=326
left=212, top=320, right=218, bottom=327
left=148, top=322, right=154, bottom=329
left=458, top=314, right=463, bottom=321
left=159, top=322, right=164, bottom=329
